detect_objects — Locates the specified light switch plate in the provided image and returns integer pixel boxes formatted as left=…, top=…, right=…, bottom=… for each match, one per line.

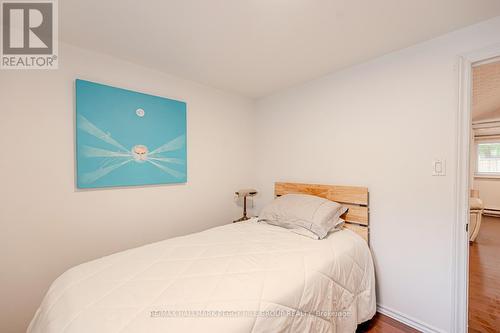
left=432, top=159, right=446, bottom=176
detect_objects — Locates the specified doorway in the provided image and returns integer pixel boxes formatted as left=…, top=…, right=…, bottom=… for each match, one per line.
left=455, top=45, right=500, bottom=333
left=468, top=58, right=500, bottom=332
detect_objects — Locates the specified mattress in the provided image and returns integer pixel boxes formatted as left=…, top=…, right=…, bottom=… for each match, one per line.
left=28, top=219, right=376, bottom=333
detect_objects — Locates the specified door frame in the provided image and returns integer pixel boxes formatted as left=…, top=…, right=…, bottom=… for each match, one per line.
left=454, top=43, right=500, bottom=333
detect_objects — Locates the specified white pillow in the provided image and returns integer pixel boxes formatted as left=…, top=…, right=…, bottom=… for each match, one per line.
left=289, top=219, right=345, bottom=240
left=258, top=194, right=348, bottom=239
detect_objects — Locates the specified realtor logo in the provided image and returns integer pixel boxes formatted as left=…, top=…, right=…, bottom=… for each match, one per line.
left=1, top=0, right=58, bottom=69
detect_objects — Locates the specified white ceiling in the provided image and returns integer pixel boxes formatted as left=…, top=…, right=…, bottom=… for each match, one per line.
left=61, top=0, right=500, bottom=98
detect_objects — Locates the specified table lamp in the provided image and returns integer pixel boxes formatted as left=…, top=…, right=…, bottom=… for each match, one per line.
left=234, top=189, right=257, bottom=222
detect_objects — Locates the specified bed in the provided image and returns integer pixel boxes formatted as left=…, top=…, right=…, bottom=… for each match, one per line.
left=28, top=182, right=376, bottom=333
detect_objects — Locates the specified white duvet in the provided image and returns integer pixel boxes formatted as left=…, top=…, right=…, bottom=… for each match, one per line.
left=29, top=219, right=376, bottom=333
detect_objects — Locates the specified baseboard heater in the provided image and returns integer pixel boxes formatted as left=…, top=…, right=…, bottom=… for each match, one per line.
left=483, top=208, right=500, bottom=217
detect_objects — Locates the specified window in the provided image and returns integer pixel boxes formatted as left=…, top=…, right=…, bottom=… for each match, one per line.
left=477, top=141, right=500, bottom=175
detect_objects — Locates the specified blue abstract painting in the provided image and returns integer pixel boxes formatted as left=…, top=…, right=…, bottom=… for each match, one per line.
left=75, top=79, right=187, bottom=189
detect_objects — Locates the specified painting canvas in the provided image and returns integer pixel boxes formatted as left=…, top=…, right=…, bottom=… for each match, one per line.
left=75, top=79, right=187, bottom=189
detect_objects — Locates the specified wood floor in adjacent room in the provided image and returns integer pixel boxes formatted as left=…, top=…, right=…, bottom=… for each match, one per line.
left=357, top=313, right=420, bottom=333
left=469, top=216, right=500, bottom=333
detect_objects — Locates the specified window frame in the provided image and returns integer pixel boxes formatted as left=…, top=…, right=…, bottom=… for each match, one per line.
left=475, top=139, right=500, bottom=178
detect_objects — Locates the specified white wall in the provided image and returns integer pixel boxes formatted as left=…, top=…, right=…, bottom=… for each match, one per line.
left=0, top=43, right=255, bottom=333
left=474, top=178, right=500, bottom=210
left=254, top=17, right=500, bottom=332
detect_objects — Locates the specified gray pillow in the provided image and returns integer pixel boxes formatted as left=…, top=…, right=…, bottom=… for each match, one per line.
left=258, top=194, right=348, bottom=239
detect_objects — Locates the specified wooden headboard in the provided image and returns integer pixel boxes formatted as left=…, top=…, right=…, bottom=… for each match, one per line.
left=274, top=182, right=370, bottom=243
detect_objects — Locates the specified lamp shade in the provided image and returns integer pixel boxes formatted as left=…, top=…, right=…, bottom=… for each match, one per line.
left=235, top=189, right=257, bottom=197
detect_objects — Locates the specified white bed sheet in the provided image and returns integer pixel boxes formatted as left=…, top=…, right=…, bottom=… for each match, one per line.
left=28, top=219, right=376, bottom=333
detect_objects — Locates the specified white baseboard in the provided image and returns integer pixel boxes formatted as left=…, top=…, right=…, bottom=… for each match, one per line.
left=377, top=304, right=445, bottom=333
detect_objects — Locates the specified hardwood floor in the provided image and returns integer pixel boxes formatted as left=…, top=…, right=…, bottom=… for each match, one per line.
left=469, top=216, right=500, bottom=333
left=357, top=313, right=420, bottom=333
